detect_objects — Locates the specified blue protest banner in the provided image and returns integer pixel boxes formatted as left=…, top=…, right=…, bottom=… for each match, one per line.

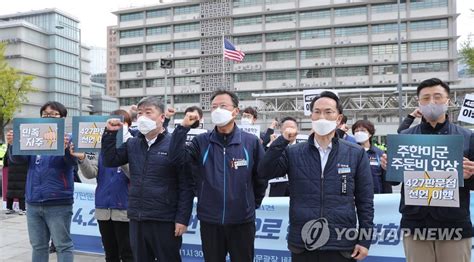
left=72, top=115, right=123, bottom=153
left=386, top=134, right=464, bottom=186
left=12, top=118, right=65, bottom=155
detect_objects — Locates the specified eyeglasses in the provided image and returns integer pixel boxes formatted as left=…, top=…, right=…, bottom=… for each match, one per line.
left=41, top=112, right=61, bottom=118
left=418, top=94, right=447, bottom=104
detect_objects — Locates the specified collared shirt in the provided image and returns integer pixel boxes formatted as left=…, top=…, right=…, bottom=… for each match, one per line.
left=146, top=137, right=157, bottom=148
left=313, top=138, right=333, bottom=172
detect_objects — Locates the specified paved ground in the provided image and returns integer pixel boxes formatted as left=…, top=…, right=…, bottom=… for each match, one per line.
left=0, top=209, right=105, bottom=261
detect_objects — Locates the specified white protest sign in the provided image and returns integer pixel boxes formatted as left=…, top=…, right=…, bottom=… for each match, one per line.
left=458, top=94, right=474, bottom=124
left=302, top=89, right=338, bottom=116
left=404, top=171, right=459, bottom=208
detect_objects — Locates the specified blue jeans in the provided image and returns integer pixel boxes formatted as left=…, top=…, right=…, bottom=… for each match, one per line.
left=26, top=203, right=74, bottom=262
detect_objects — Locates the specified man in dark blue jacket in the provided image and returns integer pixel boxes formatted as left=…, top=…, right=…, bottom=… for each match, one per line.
left=381, top=78, right=474, bottom=262
left=8, top=101, right=77, bottom=262
left=169, top=90, right=267, bottom=262
left=258, top=91, right=374, bottom=262
left=101, top=96, right=194, bottom=262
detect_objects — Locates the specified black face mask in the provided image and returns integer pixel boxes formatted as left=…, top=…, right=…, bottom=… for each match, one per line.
left=190, top=121, right=200, bottom=129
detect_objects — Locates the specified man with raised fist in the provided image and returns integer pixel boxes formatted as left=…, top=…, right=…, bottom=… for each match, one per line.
left=258, top=91, right=374, bottom=262
left=169, top=90, right=267, bottom=262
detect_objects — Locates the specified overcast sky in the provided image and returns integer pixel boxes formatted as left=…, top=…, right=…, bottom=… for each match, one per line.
left=1, top=0, right=473, bottom=48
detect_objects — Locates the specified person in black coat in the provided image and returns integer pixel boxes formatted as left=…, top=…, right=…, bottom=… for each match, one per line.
left=3, top=142, right=28, bottom=214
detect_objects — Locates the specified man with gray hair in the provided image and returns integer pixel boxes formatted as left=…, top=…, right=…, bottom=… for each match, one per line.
left=101, top=96, right=194, bottom=262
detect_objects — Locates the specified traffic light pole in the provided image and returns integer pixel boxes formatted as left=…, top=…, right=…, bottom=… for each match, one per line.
left=164, top=69, right=168, bottom=110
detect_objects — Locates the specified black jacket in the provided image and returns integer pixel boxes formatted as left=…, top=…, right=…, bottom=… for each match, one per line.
left=400, top=119, right=474, bottom=239
left=4, top=145, right=28, bottom=199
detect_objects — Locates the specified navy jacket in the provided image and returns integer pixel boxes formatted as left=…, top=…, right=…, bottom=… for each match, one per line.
left=400, top=119, right=474, bottom=239
left=169, top=124, right=267, bottom=225
left=95, top=154, right=129, bottom=210
left=366, top=145, right=395, bottom=194
left=8, top=146, right=76, bottom=206
left=258, top=134, right=374, bottom=251
left=101, top=129, right=193, bottom=225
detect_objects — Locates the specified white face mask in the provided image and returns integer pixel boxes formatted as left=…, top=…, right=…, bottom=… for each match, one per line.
left=137, top=116, right=157, bottom=135
left=241, top=117, right=253, bottom=126
left=312, top=119, right=337, bottom=136
left=354, top=131, right=370, bottom=143
left=211, top=108, right=233, bottom=127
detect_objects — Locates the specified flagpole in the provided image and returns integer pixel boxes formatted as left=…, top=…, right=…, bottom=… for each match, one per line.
left=222, top=33, right=225, bottom=89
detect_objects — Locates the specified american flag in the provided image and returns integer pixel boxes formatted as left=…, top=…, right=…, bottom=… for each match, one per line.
left=223, top=38, right=245, bottom=62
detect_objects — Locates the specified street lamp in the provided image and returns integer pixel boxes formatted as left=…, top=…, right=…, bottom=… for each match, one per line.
left=396, top=0, right=403, bottom=125
left=55, top=24, right=83, bottom=116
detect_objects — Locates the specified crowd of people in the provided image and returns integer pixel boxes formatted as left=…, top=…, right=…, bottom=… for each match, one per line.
left=2, top=77, right=474, bottom=262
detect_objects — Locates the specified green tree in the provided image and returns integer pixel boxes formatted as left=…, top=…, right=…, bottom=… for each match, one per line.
left=0, top=42, right=36, bottom=143
left=460, top=38, right=474, bottom=76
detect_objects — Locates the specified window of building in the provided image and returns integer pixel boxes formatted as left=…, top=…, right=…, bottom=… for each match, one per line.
left=146, top=78, right=165, bottom=87
left=174, top=76, right=200, bottom=86
left=174, top=5, right=199, bottom=15
left=371, top=23, right=407, bottom=34
left=266, top=32, right=296, bottom=42
left=299, top=9, right=330, bottom=20
left=120, top=12, right=144, bottom=22
left=119, top=29, right=144, bottom=38
left=301, top=68, right=332, bottom=78
left=335, top=66, right=368, bottom=76
left=175, top=58, right=200, bottom=68
left=174, top=94, right=200, bottom=103
left=146, top=9, right=171, bottom=18
left=242, top=53, right=263, bottom=62
left=119, top=97, right=145, bottom=106
left=174, top=23, right=200, bottom=33
left=411, top=62, right=448, bottom=73
left=266, top=70, right=296, bottom=80
left=334, top=6, right=367, bottom=16
left=233, top=0, right=264, bottom=7
left=234, top=35, right=262, bottom=44
left=146, top=43, right=171, bottom=53
left=120, top=63, right=143, bottom=72
left=300, top=49, right=331, bottom=59
left=146, top=26, right=171, bottom=35
left=300, top=29, right=331, bottom=39
left=371, top=2, right=406, bottom=13
left=234, top=72, right=263, bottom=82
left=335, top=46, right=369, bottom=57
left=372, top=64, right=408, bottom=75
left=265, top=13, right=295, bottom=23
left=410, top=40, right=448, bottom=52
left=410, top=19, right=447, bottom=31
left=234, top=16, right=262, bottom=26
left=411, top=0, right=448, bottom=10
left=335, top=26, right=368, bottom=36
left=266, top=51, right=296, bottom=61
left=120, top=80, right=142, bottom=89
left=372, top=44, right=407, bottom=55
left=120, top=46, right=143, bottom=55
left=174, top=40, right=200, bottom=50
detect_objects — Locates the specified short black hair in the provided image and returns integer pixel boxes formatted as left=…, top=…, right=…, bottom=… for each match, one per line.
left=137, top=96, right=165, bottom=113
left=40, top=101, right=67, bottom=117
left=242, top=107, right=257, bottom=119
left=110, top=109, right=132, bottom=126
left=352, top=120, right=375, bottom=136
left=280, top=116, right=297, bottom=125
left=417, top=78, right=450, bottom=96
left=309, top=91, right=343, bottom=114
left=341, top=115, right=348, bottom=124
left=211, top=90, right=239, bottom=108
left=184, top=106, right=203, bottom=118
